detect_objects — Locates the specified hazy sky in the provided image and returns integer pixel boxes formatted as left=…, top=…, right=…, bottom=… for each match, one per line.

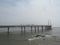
left=0, top=0, right=60, bottom=27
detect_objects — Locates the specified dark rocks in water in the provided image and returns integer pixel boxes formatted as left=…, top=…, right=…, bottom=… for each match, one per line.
left=34, top=35, right=41, bottom=37
left=34, top=34, right=45, bottom=37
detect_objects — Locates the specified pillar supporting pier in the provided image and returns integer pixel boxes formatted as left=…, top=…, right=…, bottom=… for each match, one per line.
left=8, top=27, right=9, bottom=35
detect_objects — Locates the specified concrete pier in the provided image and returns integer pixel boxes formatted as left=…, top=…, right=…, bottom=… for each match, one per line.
left=0, top=25, right=52, bottom=34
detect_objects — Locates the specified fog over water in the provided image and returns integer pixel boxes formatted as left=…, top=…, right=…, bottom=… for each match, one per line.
left=0, top=0, right=60, bottom=27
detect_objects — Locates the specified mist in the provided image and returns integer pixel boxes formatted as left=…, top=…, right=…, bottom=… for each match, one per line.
left=0, top=0, right=60, bottom=27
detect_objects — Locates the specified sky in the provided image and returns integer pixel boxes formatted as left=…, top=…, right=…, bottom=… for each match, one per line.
left=0, top=0, right=60, bottom=27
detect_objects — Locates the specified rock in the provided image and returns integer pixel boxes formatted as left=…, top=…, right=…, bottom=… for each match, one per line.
left=34, top=35, right=41, bottom=37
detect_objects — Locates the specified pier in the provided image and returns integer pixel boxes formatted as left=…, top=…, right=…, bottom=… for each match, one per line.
left=0, top=25, right=52, bottom=35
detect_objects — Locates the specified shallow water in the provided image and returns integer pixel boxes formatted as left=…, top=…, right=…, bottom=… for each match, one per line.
left=0, top=27, right=60, bottom=45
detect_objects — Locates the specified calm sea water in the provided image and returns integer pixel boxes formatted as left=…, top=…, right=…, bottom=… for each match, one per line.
left=0, top=27, right=60, bottom=45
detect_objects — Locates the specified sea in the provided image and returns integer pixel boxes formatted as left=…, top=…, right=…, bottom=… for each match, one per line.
left=0, top=27, right=60, bottom=45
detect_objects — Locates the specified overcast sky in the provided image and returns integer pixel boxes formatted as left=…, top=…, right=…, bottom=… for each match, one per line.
left=0, top=0, right=60, bottom=27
